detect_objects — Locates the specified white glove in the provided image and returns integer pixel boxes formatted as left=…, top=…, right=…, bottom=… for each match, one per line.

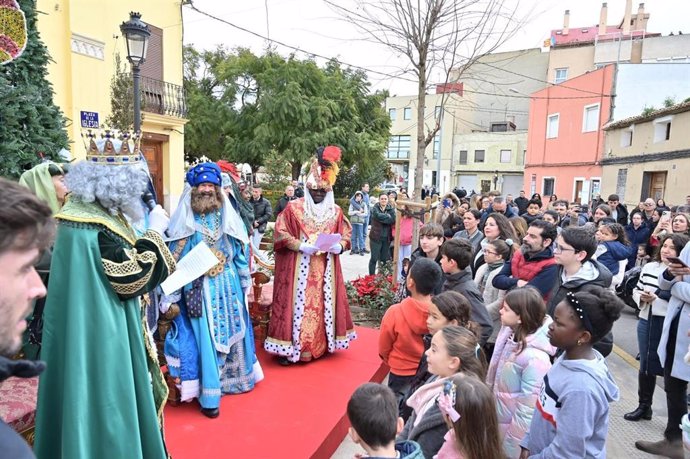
left=299, top=243, right=319, bottom=255
left=327, top=243, right=343, bottom=254
left=159, top=302, right=171, bottom=314
left=148, top=205, right=169, bottom=235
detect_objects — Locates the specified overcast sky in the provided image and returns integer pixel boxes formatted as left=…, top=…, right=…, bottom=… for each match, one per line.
left=181, top=0, right=690, bottom=95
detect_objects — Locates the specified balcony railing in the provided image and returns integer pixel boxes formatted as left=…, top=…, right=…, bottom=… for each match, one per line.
left=121, top=74, right=188, bottom=118
left=140, top=76, right=187, bottom=118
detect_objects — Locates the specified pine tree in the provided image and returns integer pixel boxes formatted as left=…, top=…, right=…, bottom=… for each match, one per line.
left=0, top=0, right=68, bottom=178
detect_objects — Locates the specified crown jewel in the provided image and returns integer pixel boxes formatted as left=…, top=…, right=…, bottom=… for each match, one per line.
left=82, top=129, right=142, bottom=165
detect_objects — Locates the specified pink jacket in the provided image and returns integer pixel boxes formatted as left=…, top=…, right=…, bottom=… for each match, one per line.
left=399, top=217, right=421, bottom=246
left=486, top=318, right=556, bottom=458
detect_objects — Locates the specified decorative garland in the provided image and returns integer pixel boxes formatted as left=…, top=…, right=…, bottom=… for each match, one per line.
left=0, top=0, right=27, bottom=64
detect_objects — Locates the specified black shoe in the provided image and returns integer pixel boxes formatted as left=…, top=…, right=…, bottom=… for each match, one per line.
left=200, top=407, right=220, bottom=418
left=362, top=249, right=370, bottom=253
left=351, top=250, right=360, bottom=255
left=360, top=251, right=365, bottom=256
left=278, top=357, right=292, bottom=366
left=635, top=438, right=683, bottom=459
left=624, top=405, right=652, bottom=421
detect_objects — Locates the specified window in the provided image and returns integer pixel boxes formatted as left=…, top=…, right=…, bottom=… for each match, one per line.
left=389, top=108, right=397, bottom=121
left=620, top=127, right=633, bottom=147
left=481, top=180, right=491, bottom=193
left=386, top=135, right=411, bottom=159
left=433, top=134, right=440, bottom=159
left=404, top=107, right=412, bottom=120
left=653, top=116, right=672, bottom=142
left=458, top=150, right=468, bottom=165
left=474, top=149, right=485, bottom=163
left=554, top=68, right=568, bottom=84
left=546, top=114, right=559, bottom=139
left=582, top=104, right=600, bottom=132
left=500, top=149, right=511, bottom=163
left=543, top=177, right=555, bottom=196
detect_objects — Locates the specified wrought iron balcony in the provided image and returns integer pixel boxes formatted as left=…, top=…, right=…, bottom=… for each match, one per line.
left=141, top=76, right=187, bottom=118
left=122, top=75, right=187, bottom=118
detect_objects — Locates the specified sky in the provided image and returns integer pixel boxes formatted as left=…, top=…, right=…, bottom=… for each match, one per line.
left=181, top=0, right=690, bottom=95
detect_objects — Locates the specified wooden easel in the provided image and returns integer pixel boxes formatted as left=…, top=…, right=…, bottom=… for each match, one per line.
left=391, top=196, right=439, bottom=288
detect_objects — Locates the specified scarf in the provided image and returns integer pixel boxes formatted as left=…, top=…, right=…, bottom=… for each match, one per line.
left=480, top=261, right=504, bottom=291
left=349, top=196, right=363, bottom=211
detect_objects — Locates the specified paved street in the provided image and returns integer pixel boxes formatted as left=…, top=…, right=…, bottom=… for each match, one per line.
left=334, top=251, right=674, bottom=458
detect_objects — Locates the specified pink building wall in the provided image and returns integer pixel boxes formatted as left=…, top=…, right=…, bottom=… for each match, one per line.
left=524, top=65, right=614, bottom=204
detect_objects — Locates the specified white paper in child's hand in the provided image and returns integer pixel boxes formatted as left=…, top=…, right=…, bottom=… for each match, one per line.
left=314, top=233, right=341, bottom=251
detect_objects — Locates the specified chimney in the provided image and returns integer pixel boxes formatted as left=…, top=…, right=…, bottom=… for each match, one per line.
left=636, top=3, right=648, bottom=31
left=599, top=3, right=608, bottom=36
left=622, top=0, right=632, bottom=35
left=563, top=10, right=570, bottom=35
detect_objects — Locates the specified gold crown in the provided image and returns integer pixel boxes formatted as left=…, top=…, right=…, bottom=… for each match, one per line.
left=82, top=129, right=142, bottom=165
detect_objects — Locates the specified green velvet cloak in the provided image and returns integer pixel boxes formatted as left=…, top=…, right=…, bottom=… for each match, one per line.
left=34, top=201, right=172, bottom=459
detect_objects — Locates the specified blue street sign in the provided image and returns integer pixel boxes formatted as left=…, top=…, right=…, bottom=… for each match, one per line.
left=80, top=111, right=99, bottom=128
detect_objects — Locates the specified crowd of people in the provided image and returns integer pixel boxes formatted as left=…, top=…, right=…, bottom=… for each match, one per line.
left=352, top=186, right=690, bottom=458
left=3, top=135, right=690, bottom=458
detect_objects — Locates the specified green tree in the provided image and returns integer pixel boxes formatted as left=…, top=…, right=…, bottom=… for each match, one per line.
left=0, top=0, right=69, bottom=178
left=105, top=52, right=136, bottom=130
left=184, top=47, right=391, bottom=193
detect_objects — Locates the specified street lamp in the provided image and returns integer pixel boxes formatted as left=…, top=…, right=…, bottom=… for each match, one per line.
left=120, top=12, right=151, bottom=133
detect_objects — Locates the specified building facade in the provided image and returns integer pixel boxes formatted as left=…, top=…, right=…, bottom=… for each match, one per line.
left=385, top=91, right=462, bottom=193
left=524, top=65, right=614, bottom=204
left=452, top=131, right=527, bottom=196
left=36, top=0, right=187, bottom=209
left=602, top=101, right=690, bottom=206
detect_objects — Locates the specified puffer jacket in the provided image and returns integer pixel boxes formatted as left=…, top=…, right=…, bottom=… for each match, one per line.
left=251, top=195, right=273, bottom=233
left=486, top=318, right=556, bottom=459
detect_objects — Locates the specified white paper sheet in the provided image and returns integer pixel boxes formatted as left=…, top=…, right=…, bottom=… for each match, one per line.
left=314, top=233, right=342, bottom=251
left=160, top=241, right=219, bottom=295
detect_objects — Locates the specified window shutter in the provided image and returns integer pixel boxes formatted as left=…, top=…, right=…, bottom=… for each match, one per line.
left=141, top=24, right=163, bottom=81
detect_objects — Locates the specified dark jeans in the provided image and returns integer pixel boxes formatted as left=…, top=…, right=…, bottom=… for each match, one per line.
left=663, top=310, right=688, bottom=441
left=637, top=315, right=664, bottom=376
left=369, top=238, right=391, bottom=275
left=388, top=372, right=414, bottom=408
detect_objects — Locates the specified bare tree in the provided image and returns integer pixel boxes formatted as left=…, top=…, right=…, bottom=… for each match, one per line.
left=327, top=0, right=524, bottom=203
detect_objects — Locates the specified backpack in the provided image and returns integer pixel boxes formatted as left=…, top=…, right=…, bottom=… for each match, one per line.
left=616, top=266, right=641, bottom=310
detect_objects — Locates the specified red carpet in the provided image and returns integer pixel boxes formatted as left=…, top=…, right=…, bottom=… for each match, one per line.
left=163, top=326, right=387, bottom=459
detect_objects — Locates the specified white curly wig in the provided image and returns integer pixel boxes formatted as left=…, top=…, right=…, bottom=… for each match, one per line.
left=66, top=161, right=149, bottom=222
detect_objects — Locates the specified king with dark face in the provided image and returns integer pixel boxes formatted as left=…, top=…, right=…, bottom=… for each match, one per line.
left=309, top=187, right=327, bottom=204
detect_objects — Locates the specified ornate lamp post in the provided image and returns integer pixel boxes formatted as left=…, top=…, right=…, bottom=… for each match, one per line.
left=119, top=12, right=150, bottom=133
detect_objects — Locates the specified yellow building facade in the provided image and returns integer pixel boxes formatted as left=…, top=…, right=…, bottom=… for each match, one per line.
left=36, top=0, right=187, bottom=209
left=602, top=102, right=690, bottom=207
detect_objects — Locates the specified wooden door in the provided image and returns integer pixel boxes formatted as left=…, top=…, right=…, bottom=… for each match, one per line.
left=141, top=141, right=164, bottom=204
left=649, top=172, right=666, bottom=201
left=573, top=180, right=584, bottom=204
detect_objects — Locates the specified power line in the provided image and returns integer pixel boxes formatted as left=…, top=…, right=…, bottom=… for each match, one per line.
left=185, top=2, right=614, bottom=101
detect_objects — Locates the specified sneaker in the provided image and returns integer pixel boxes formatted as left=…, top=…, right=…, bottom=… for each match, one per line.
left=360, top=251, right=365, bottom=256
left=362, top=249, right=370, bottom=254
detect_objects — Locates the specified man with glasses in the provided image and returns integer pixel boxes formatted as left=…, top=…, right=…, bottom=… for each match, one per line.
left=546, top=226, right=615, bottom=356
left=493, top=220, right=558, bottom=299
left=607, top=194, right=629, bottom=226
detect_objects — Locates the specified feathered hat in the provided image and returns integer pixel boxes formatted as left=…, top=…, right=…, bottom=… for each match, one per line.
left=305, top=145, right=342, bottom=191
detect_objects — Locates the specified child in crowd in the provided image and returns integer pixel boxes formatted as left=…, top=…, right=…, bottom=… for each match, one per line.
left=473, top=239, right=511, bottom=352
left=379, top=258, right=443, bottom=405
left=400, top=291, right=476, bottom=421
left=519, top=287, right=623, bottom=458
left=410, top=223, right=445, bottom=293
left=347, top=383, right=423, bottom=458
left=435, top=375, right=504, bottom=459
left=486, top=288, right=556, bottom=458
left=635, top=243, right=650, bottom=268
left=521, top=200, right=542, bottom=224
left=441, top=238, right=493, bottom=346
left=398, top=325, right=487, bottom=459
left=594, top=222, right=631, bottom=276
left=398, top=208, right=420, bottom=280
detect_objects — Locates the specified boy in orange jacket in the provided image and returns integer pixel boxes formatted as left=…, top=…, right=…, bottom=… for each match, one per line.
left=378, top=257, right=443, bottom=404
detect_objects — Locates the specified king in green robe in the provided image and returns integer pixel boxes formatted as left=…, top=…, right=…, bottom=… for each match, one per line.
left=34, top=198, right=176, bottom=459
